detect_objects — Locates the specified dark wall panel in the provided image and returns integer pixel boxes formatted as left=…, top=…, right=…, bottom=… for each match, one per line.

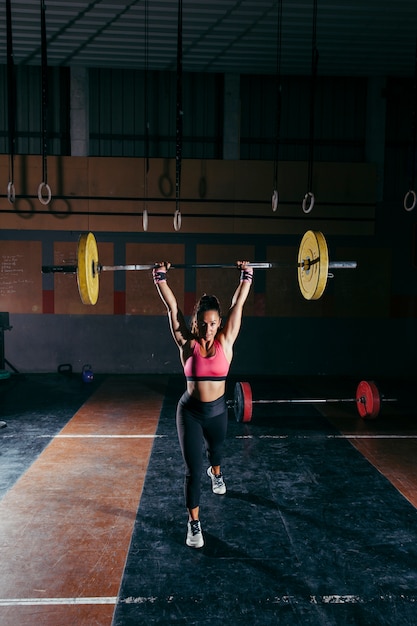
left=3, top=314, right=416, bottom=379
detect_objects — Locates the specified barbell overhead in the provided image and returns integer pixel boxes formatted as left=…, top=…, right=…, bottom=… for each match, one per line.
left=297, top=230, right=328, bottom=300
left=41, top=230, right=357, bottom=305
left=77, top=232, right=100, bottom=305
left=232, top=380, right=397, bottom=422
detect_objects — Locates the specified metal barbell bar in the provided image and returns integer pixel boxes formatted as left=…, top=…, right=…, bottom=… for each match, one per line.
left=42, top=261, right=356, bottom=272
left=41, top=231, right=357, bottom=305
left=229, top=380, right=398, bottom=422
left=44, top=262, right=287, bottom=272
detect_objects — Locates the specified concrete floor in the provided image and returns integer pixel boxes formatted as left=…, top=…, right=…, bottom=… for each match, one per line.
left=0, top=373, right=416, bottom=625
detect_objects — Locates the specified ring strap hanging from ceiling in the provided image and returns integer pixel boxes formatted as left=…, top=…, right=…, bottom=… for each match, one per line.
left=272, top=0, right=283, bottom=212
left=6, top=0, right=16, bottom=203
left=404, top=36, right=417, bottom=211
left=411, top=36, right=417, bottom=187
left=303, top=0, right=319, bottom=214
left=142, top=0, right=150, bottom=230
left=38, top=0, right=52, bottom=205
left=174, top=0, right=183, bottom=231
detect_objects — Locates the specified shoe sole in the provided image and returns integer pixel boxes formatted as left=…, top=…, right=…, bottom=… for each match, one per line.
left=186, top=533, right=204, bottom=548
left=186, top=539, right=204, bottom=548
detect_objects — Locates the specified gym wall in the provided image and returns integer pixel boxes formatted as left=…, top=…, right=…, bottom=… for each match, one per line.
left=0, top=69, right=415, bottom=377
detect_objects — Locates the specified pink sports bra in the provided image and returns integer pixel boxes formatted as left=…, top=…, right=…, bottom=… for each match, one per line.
left=184, top=339, right=230, bottom=381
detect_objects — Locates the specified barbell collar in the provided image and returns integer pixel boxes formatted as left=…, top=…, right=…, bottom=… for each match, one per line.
left=299, top=259, right=357, bottom=270
left=327, top=261, right=357, bottom=269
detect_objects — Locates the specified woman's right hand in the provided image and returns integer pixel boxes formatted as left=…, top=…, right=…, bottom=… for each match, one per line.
left=154, top=261, right=171, bottom=272
left=153, top=262, right=170, bottom=284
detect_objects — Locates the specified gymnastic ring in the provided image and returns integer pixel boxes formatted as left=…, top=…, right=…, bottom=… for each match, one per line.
left=302, top=191, right=315, bottom=214
left=142, top=209, right=149, bottom=232
left=7, top=181, right=15, bottom=204
left=173, top=209, right=182, bottom=231
left=403, top=189, right=417, bottom=212
left=272, top=189, right=278, bottom=212
left=38, top=181, right=52, bottom=205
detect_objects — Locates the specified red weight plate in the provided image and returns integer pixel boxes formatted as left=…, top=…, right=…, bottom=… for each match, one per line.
left=234, top=381, right=253, bottom=423
left=240, top=382, right=253, bottom=423
left=356, top=380, right=381, bottom=419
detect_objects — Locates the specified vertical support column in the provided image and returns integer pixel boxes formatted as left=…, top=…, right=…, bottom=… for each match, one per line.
left=365, top=76, right=387, bottom=202
left=70, top=66, right=89, bottom=156
left=223, top=73, right=240, bottom=160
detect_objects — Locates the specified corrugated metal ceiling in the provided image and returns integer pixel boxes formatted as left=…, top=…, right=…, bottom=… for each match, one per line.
left=0, top=0, right=416, bottom=76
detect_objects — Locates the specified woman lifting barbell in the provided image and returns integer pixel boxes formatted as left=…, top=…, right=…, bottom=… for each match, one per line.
left=153, top=260, right=253, bottom=548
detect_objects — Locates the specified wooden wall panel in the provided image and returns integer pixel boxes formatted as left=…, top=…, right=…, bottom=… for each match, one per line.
left=146, top=158, right=177, bottom=199
left=125, top=243, right=185, bottom=315
left=0, top=241, right=42, bottom=314
left=181, top=159, right=237, bottom=200
left=0, top=155, right=376, bottom=235
left=88, top=157, right=144, bottom=197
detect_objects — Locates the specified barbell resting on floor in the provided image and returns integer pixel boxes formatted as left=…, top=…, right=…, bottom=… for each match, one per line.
left=228, top=380, right=398, bottom=422
left=41, top=230, right=357, bottom=305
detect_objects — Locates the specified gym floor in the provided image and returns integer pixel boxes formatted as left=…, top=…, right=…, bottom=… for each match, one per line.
left=0, top=373, right=416, bottom=626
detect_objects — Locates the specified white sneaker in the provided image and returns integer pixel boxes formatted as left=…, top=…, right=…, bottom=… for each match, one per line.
left=186, top=519, right=204, bottom=548
left=207, top=466, right=226, bottom=495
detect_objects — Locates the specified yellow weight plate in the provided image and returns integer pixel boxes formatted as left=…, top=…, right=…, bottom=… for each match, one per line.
left=297, top=230, right=329, bottom=300
left=77, top=232, right=99, bottom=305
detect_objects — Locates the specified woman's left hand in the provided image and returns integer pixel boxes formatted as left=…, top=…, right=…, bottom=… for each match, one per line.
left=237, top=260, right=253, bottom=275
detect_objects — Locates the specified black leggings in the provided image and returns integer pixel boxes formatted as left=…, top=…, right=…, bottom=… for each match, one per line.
left=176, top=391, right=228, bottom=510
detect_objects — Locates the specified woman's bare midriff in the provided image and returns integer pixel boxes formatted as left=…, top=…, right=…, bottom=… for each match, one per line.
left=186, top=380, right=226, bottom=403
